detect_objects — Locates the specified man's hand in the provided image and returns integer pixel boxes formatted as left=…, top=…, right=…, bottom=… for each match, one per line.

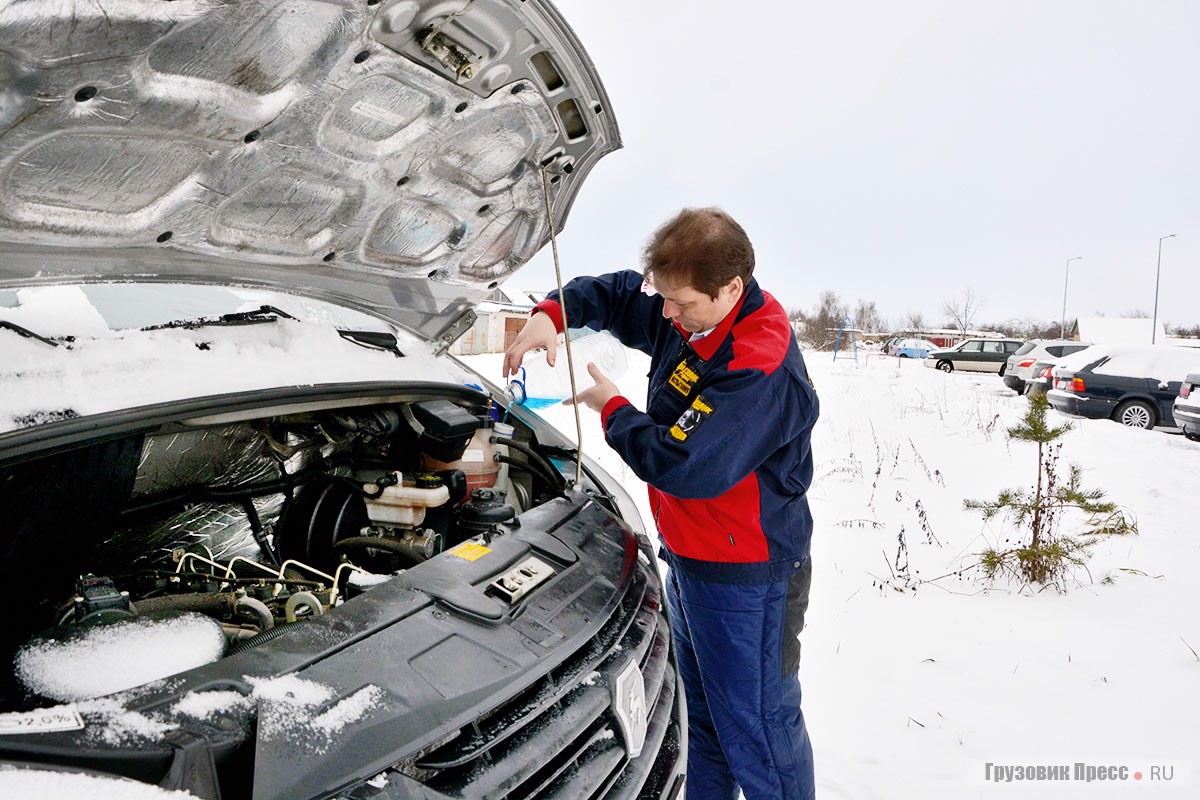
left=502, top=311, right=558, bottom=378
left=563, top=362, right=620, bottom=413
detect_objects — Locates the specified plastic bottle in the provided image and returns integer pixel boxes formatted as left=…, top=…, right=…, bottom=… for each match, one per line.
left=512, top=331, right=628, bottom=403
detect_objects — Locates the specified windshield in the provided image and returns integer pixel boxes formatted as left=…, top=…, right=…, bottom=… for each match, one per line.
left=0, top=284, right=462, bottom=434
left=0, top=283, right=394, bottom=337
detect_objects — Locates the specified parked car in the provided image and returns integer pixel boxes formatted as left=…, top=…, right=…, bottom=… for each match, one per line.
left=1174, top=371, right=1200, bottom=441
left=924, top=338, right=1024, bottom=373
left=0, top=2, right=684, bottom=799
left=881, top=336, right=903, bottom=355
left=1047, top=346, right=1200, bottom=430
left=1002, top=339, right=1093, bottom=394
left=891, top=337, right=938, bottom=359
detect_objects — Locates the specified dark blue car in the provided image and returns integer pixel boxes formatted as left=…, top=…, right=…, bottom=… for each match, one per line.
left=1047, top=345, right=1200, bottom=430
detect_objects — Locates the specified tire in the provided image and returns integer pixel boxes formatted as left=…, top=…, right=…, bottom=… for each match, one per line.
left=1114, top=399, right=1156, bottom=430
left=936, top=360, right=954, bottom=373
left=1185, top=431, right=1200, bottom=442
left=898, top=353, right=909, bottom=358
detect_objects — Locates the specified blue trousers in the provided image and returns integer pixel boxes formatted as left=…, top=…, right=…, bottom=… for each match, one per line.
left=665, top=560, right=815, bottom=800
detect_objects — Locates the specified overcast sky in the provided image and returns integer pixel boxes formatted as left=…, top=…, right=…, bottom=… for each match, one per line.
left=517, top=0, right=1200, bottom=330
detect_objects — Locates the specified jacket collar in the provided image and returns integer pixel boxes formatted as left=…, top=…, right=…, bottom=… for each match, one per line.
left=673, top=278, right=763, bottom=361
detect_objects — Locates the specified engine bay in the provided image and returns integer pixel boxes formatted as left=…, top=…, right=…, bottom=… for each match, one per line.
left=0, top=390, right=581, bottom=713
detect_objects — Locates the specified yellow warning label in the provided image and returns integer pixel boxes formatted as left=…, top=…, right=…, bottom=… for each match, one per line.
left=669, top=425, right=687, bottom=441
left=448, top=542, right=492, bottom=561
left=668, top=360, right=699, bottom=395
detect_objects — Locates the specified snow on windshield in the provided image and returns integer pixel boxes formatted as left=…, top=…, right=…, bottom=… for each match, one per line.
left=0, top=285, right=468, bottom=433
left=1092, top=346, right=1200, bottom=381
left=1056, top=344, right=1200, bottom=381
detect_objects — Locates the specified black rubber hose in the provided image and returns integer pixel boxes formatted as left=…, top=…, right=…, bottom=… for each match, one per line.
left=228, top=622, right=297, bottom=656
left=490, top=435, right=566, bottom=488
left=122, top=465, right=322, bottom=517
left=241, top=498, right=280, bottom=566
left=330, top=536, right=425, bottom=566
left=495, top=454, right=564, bottom=495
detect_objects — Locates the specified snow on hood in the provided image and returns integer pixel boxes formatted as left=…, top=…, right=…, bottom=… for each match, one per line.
left=0, top=0, right=619, bottom=342
left=0, top=764, right=201, bottom=800
left=13, top=612, right=227, bottom=703
left=244, top=674, right=385, bottom=754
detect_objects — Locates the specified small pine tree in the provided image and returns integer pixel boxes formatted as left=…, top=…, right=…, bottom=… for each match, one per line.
left=965, top=393, right=1133, bottom=586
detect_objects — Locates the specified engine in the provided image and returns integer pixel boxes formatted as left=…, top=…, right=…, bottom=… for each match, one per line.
left=1, top=394, right=569, bottom=710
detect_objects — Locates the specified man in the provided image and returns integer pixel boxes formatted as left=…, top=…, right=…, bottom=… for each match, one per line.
left=503, top=208, right=819, bottom=800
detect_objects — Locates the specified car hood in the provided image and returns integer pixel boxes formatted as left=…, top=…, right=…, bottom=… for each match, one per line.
left=0, top=0, right=618, bottom=346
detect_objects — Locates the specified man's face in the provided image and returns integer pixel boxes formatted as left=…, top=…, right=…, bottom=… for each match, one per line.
left=653, top=275, right=744, bottom=334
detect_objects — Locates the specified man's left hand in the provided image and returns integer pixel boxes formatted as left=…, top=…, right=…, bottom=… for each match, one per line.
left=564, top=362, right=619, bottom=413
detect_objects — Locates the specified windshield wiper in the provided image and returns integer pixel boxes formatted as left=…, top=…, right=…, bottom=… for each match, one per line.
left=141, top=304, right=295, bottom=332
left=0, top=320, right=64, bottom=348
left=336, top=329, right=404, bottom=357
left=137, top=306, right=404, bottom=357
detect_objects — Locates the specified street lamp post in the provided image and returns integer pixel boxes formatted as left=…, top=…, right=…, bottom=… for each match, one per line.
left=1151, top=234, right=1175, bottom=345
left=1060, top=256, right=1083, bottom=339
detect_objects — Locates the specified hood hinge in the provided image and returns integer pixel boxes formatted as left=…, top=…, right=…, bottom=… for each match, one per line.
left=434, top=308, right=478, bottom=356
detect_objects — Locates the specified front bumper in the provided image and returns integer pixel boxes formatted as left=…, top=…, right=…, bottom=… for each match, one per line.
left=1046, top=389, right=1116, bottom=420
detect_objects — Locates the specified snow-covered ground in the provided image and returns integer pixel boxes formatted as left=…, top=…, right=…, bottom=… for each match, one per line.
left=466, top=348, right=1200, bottom=800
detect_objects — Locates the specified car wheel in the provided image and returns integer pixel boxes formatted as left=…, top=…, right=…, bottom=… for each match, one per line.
left=898, top=353, right=909, bottom=358
left=936, top=360, right=953, bottom=373
left=1185, top=431, right=1200, bottom=442
left=1114, top=399, right=1156, bottom=430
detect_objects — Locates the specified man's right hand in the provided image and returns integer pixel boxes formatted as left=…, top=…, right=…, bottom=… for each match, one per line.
left=503, top=311, right=558, bottom=378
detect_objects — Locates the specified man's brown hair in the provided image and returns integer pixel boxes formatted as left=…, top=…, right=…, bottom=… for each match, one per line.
left=642, top=207, right=755, bottom=298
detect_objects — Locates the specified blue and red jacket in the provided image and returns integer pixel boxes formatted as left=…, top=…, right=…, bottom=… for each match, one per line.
left=534, top=270, right=819, bottom=584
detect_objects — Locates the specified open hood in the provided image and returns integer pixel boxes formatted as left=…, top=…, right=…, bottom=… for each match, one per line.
left=0, top=0, right=619, bottom=345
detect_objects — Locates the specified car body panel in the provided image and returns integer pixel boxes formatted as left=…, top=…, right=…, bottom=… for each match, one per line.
left=1022, top=360, right=1057, bottom=397
left=924, top=338, right=1023, bottom=373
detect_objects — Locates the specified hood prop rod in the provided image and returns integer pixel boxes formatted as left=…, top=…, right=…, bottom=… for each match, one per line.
left=540, top=164, right=584, bottom=487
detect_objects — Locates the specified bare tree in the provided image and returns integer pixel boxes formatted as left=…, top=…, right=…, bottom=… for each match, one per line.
left=1170, top=323, right=1200, bottom=338
left=788, top=290, right=848, bottom=350
left=941, top=288, right=985, bottom=335
left=901, top=310, right=926, bottom=333
left=853, top=299, right=886, bottom=335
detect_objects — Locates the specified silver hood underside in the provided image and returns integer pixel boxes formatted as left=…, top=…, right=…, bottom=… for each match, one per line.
left=0, top=0, right=619, bottom=344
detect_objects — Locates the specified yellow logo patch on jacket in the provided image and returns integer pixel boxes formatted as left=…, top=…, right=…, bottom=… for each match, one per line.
left=670, top=396, right=714, bottom=441
left=668, top=360, right=699, bottom=396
